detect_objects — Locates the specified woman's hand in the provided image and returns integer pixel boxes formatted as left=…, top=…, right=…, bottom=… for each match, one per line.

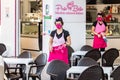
left=101, top=32, right=106, bottom=36
left=97, top=34, right=101, bottom=38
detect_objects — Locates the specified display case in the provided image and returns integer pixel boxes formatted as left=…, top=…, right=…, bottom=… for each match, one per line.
left=21, top=21, right=42, bottom=37
left=20, top=21, right=42, bottom=51
left=86, top=4, right=120, bottom=38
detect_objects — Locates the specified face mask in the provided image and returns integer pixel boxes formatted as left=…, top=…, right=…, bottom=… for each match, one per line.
left=97, top=17, right=103, bottom=21
left=56, top=24, right=62, bottom=29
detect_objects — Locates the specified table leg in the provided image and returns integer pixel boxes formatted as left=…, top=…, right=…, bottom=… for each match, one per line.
left=26, top=64, right=29, bottom=80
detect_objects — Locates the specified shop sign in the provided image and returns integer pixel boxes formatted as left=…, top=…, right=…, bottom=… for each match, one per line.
left=53, top=0, right=86, bottom=22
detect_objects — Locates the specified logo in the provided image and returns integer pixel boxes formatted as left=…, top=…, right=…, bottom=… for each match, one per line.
left=55, top=1, right=83, bottom=15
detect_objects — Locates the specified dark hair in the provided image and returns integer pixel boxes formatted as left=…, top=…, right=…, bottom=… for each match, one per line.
left=54, top=17, right=64, bottom=25
left=97, top=13, right=103, bottom=17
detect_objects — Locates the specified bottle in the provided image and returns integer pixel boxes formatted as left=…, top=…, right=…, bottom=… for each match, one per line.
left=103, top=36, right=107, bottom=42
left=114, top=5, right=118, bottom=13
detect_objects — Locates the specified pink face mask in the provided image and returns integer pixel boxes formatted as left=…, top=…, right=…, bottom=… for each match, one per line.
left=56, top=24, right=62, bottom=29
left=97, top=17, right=103, bottom=21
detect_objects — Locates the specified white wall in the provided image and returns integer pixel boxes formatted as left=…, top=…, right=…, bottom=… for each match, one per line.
left=0, top=0, right=20, bottom=56
left=43, top=0, right=86, bottom=55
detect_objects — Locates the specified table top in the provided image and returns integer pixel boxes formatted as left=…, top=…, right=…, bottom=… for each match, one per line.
left=3, top=58, right=33, bottom=65
left=72, top=51, right=88, bottom=56
left=67, top=66, right=112, bottom=78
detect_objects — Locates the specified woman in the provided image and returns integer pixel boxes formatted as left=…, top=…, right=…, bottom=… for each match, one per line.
left=92, top=13, right=108, bottom=51
left=48, top=17, right=71, bottom=64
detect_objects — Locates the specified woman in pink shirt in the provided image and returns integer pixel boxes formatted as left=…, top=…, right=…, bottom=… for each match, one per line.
left=92, top=13, right=108, bottom=51
left=48, top=17, right=71, bottom=64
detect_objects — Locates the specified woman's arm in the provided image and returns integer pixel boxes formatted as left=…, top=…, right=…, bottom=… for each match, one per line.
left=49, top=36, right=53, bottom=52
left=65, top=35, right=71, bottom=46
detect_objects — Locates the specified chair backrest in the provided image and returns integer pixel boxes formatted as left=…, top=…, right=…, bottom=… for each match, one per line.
left=80, top=45, right=93, bottom=51
left=18, top=51, right=32, bottom=58
left=34, top=53, right=47, bottom=74
left=77, top=57, right=99, bottom=66
left=110, top=65, right=120, bottom=80
left=78, top=65, right=104, bottom=80
left=102, top=48, right=119, bottom=67
left=0, top=43, right=6, bottom=55
left=66, top=46, right=74, bottom=66
left=84, top=49, right=101, bottom=61
left=47, top=60, right=69, bottom=76
left=34, top=53, right=47, bottom=66
left=66, top=46, right=74, bottom=60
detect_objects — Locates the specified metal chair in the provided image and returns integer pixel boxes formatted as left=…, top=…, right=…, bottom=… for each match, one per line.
left=0, top=43, right=6, bottom=55
left=110, top=65, right=120, bottom=80
left=102, top=48, right=119, bottom=69
left=77, top=65, right=104, bottom=80
left=47, top=60, right=69, bottom=80
left=13, top=51, right=32, bottom=80
left=4, top=61, right=23, bottom=80
left=28, top=53, right=47, bottom=80
left=84, top=49, right=101, bottom=61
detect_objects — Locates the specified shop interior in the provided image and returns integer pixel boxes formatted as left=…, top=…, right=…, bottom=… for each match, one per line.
left=1, top=0, right=120, bottom=80
left=20, top=0, right=120, bottom=53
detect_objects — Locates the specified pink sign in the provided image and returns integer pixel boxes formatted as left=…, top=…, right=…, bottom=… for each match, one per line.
left=55, top=1, right=83, bottom=15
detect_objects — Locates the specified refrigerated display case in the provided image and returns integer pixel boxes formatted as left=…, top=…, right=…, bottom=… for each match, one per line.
left=21, top=21, right=42, bottom=51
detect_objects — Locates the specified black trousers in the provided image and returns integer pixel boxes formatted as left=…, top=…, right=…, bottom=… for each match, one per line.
left=95, top=48, right=105, bottom=52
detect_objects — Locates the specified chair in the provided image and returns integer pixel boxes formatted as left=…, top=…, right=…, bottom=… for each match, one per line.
left=4, top=61, right=23, bottom=80
left=66, top=46, right=74, bottom=66
left=80, top=45, right=93, bottom=51
left=46, top=60, right=70, bottom=80
left=0, top=43, right=6, bottom=55
left=75, top=45, right=93, bottom=66
left=77, top=65, right=104, bottom=80
left=102, top=48, right=119, bottom=68
left=73, top=57, right=99, bottom=79
left=17, top=51, right=31, bottom=58
left=110, top=65, right=120, bottom=80
left=77, top=57, right=99, bottom=66
left=28, top=53, right=47, bottom=80
left=13, top=51, right=32, bottom=80
left=84, top=49, right=101, bottom=61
